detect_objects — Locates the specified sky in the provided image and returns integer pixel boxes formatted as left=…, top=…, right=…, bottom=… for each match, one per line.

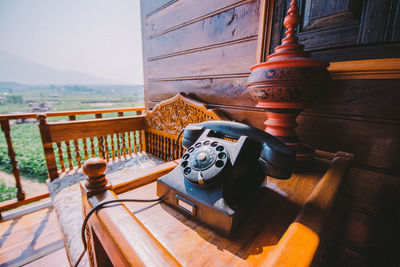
left=0, top=0, right=143, bottom=85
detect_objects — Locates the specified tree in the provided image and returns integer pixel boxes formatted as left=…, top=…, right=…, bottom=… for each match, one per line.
left=6, top=95, right=23, bottom=104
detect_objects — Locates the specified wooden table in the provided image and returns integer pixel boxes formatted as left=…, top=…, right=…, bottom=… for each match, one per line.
left=80, top=151, right=352, bottom=267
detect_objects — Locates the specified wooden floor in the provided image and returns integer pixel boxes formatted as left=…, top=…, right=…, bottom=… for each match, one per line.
left=0, top=203, right=69, bottom=267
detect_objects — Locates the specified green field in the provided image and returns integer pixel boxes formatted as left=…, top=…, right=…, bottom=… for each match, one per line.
left=0, top=180, right=16, bottom=202
left=0, top=83, right=144, bottom=200
left=0, top=123, right=48, bottom=182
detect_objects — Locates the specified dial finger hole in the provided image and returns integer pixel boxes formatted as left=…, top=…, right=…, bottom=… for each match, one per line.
left=181, top=161, right=188, bottom=168
left=218, top=152, right=226, bottom=159
left=211, top=141, right=218, bottom=147
left=215, top=160, right=224, bottom=168
left=184, top=167, right=192, bottom=175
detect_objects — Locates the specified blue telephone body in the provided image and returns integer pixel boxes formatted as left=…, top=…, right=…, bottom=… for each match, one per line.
left=156, top=121, right=295, bottom=236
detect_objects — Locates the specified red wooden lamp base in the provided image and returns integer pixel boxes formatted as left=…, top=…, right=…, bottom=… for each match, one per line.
left=257, top=102, right=314, bottom=161
left=247, top=0, right=330, bottom=161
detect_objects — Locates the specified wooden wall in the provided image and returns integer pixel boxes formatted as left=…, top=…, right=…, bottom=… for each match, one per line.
left=140, top=0, right=260, bottom=113
left=140, top=0, right=400, bottom=266
left=300, top=79, right=400, bottom=266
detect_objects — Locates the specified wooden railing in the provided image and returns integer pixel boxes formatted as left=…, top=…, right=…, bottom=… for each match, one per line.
left=0, top=107, right=145, bottom=219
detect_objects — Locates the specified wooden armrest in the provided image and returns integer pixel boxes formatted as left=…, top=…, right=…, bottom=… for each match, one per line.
left=82, top=189, right=181, bottom=267
left=112, top=161, right=179, bottom=194
left=43, top=115, right=146, bottom=142
left=262, top=155, right=352, bottom=267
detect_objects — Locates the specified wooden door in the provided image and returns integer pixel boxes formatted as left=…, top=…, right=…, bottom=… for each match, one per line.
left=268, top=0, right=400, bottom=61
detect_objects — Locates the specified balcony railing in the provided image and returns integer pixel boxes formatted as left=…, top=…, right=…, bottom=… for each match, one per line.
left=0, top=107, right=145, bottom=219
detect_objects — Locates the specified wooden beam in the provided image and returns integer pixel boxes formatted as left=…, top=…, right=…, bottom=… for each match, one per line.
left=0, top=192, right=49, bottom=213
left=329, top=58, right=400, bottom=80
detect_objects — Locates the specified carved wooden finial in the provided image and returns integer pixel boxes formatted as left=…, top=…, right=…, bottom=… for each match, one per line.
left=37, top=113, right=47, bottom=124
left=268, top=0, right=309, bottom=61
left=83, top=158, right=109, bottom=193
left=283, top=0, right=300, bottom=39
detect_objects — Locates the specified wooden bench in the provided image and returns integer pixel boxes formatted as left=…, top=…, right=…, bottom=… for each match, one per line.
left=38, top=93, right=226, bottom=266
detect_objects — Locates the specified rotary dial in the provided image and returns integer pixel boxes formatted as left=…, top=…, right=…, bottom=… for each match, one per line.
left=190, top=147, right=216, bottom=170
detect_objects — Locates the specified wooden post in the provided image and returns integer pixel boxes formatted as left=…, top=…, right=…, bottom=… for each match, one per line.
left=0, top=120, right=25, bottom=201
left=37, top=114, right=59, bottom=180
left=82, top=158, right=111, bottom=196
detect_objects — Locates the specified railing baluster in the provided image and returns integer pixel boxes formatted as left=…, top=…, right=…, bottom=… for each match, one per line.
left=56, top=142, right=66, bottom=172
left=162, top=136, right=166, bottom=160
left=73, top=139, right=82, bottom=168
left=135, top=131, right=142, bottom=152
left=122, top=132, right=127, bottom=157
left=65, top=140, right=74, bottom=170
left=83, top=138, right=89, bottom=161
left=90, top=137, right=96, bottom=158
left=165, top=137, right=169, bottom=161
left=167, top=138, right=171, bottom=160
left=152, top=134, right=156, bottom=156
left=104, top=135, right=110, bottom=161
left=158, top=135, right=162, bottom=158
left=132, top=131, right=138, bottom=154
left=116, top=133, right=121, bottom=158
left=98, top=136, right=104, bottom=159
left=141, top=130, right=146, bottom=152
left=147, top=132, right=152, bottom=154
left=127, top=132, right=132, bottom=155
left=0, top=120, right=25, bottom=201
left=140, top=130, right=145, bottom=152
left=111, top=134, right=116, bottom=160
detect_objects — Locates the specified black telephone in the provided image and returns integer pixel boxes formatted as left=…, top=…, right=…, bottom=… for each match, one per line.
left=156, top=121, right=295, bottom=236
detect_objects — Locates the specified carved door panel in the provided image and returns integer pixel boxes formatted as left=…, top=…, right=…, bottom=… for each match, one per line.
left=269, top=0, right=400, bottom=61
left=299, top=0, right=363, bottom=50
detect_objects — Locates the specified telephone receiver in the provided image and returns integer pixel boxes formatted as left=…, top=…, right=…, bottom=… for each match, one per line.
left=182, top=121, right=295, bottom=179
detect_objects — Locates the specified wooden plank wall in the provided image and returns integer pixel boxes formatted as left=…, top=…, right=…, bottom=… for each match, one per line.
left=140, top=1, right=400, bottom=266
left=301, top=79, right=400, bottom=266
left=140, top=0, right=260, bottom=112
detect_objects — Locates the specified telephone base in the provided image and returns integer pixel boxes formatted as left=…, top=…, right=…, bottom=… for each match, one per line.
left=156, top=167, right=246, bottom=236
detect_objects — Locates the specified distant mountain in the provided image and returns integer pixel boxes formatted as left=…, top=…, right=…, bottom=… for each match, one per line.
left=0, top=51, right=115, bottom=84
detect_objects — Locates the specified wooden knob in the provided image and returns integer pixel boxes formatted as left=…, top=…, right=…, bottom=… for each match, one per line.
left=83, top=158, right=107, bottom=178
left=37, top=113, right=47, bottom=124
left=83, top=158, right=108, bottom=191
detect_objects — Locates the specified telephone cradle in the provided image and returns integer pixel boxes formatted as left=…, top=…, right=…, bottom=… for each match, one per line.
left=156, top=121, right=295, bottom=236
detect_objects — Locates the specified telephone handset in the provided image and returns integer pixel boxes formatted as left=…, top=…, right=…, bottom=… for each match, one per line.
left=156, top=121, right=295, bottom=236
left=182, top=121, right=295, bottom=179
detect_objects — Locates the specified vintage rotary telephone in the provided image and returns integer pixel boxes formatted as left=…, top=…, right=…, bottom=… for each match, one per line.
left=157, top=121, right=295, bottom=236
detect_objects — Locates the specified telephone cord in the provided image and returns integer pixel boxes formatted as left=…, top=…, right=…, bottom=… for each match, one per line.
left=74, top=197, right=162, bottom=267
left=168, top=128, right=184, bottom=161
